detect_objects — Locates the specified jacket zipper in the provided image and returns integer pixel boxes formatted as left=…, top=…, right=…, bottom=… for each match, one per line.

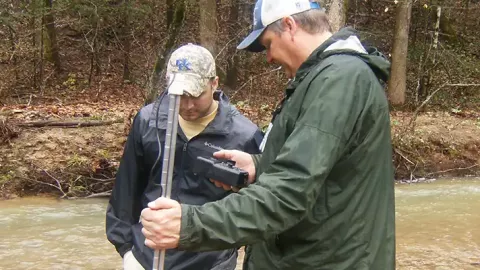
left=169, top=128, right=226, bottom=201
left=174, top=141, right=188, bottom=201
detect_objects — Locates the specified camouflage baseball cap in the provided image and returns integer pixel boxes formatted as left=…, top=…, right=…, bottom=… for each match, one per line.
left=166, top=43, right=216, bottom=97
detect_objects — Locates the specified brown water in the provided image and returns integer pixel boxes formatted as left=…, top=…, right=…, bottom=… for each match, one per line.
left=0, top=178, right=479, bottom=270
left=0, top=197, right=121, bottom=270
left=395, top=178, right=480, bottom=269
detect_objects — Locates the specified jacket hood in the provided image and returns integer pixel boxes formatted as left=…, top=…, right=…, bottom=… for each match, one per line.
left=296, top=27, right=391, bottom=85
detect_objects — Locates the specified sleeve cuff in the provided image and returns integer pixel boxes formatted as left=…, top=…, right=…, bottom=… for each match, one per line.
left=178, top=204, right=196, bottom=249
left=118, top=244, right=133, bottom=258
left=251, top=154, right=262, bottom=180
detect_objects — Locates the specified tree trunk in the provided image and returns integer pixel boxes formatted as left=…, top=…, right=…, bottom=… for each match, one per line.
left=433, top=6, right=441, bottom=50
left=417, top=3, right=432, bottom=100
left=6, top=24, right=19, bottom=82
left=122, top=0, right=131, bottom=82
left=430, top=0, right=456, bottom=43
left=388, top=0, right=413, bottom=105
left=224, top=0, right=240, bottom=91
left=146, top=0, right=186, bottom=104
left=199, top=0, right=217, bottom=54
left=422, top=6, right=442, bottom=99
left=88, top=8, right=101, bottom=86
left=166, top=0, right=175, bottom=29
left=30, top=0, right=38, bottom=89
left=149, top=0, right=160, bottom=48
left=43, top=0, right=61, bottom=73
left=318, top=0, right=348, bottom=32
left=438, top=10, right=456, bottom=43
left=39, top=4, right=45, bottom=91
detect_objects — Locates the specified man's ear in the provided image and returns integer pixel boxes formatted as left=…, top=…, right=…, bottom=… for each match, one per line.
left=282, top=16, right=298, bottom=40
left=211, top=76, right=219, bottom=89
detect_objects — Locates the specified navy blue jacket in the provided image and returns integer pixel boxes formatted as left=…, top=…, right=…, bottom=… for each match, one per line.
left=106, top=90, right=263, bottom=270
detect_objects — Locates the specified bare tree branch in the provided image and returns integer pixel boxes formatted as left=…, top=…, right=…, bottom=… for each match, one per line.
left=394, top=148, right=415, bottom=165
left=408, top=83, right=447, bottom=130
left=84, top=191, right=111, bottom=198
left=425, top=164, right=479, bottom=177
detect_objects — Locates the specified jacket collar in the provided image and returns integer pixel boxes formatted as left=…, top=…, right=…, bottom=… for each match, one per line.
left=285, top=27, right=368, bottom=96
left=149, top=90, right=233, bottom=135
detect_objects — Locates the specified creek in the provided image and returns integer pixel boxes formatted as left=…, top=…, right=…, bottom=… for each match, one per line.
left=1, top=178, right=479, bottom=269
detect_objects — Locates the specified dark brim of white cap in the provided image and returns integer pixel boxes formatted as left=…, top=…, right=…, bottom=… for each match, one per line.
left=237, top=28, right=267, bottom=52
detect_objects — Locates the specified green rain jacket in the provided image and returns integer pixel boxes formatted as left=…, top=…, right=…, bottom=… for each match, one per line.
left=178, top=28, right=396, bottom=270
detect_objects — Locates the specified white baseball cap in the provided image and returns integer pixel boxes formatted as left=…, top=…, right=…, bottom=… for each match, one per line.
left=237, top=0, right=321, bottom=52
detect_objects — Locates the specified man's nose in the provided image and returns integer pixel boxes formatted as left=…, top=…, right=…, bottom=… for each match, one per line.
left=186, top=99, right=195, bottom=109
left=266, top=51, right=273, bottom=64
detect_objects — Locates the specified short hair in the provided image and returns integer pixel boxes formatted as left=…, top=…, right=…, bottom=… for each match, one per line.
left=267, top=8, right=332, bottom=35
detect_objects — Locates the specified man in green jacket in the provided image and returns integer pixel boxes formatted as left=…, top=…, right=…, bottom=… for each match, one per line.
left=140, top=0, right=396, bottom=269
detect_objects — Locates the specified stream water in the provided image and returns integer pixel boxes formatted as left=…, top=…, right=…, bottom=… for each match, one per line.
left=0, top=178, right=479, bottom=269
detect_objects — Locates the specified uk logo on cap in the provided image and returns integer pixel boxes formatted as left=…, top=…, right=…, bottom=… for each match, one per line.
left=176, top=58, right=191, bottom=71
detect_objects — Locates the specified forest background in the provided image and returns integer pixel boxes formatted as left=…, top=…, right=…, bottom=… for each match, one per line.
left=0, top=0, right=479, bottom=198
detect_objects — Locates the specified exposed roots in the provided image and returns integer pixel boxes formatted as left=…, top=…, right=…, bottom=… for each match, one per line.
left=0, top=117, right=19, bottom=145
left=392, top=132, right=479, bottom=180
left=4, top=159, right=116, bottom=199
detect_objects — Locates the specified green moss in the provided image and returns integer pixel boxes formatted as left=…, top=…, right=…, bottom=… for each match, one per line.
left=67, top=153, right=90, bottom=168
left=0, top=171, right=14, bottom=185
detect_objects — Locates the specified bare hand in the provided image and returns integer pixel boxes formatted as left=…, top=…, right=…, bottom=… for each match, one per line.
left=140, top=197, right=182, bottom=250
left=209, top=150, right=256, bottom=191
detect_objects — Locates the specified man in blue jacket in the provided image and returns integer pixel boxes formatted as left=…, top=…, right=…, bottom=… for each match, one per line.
left=106, top=43, right=263, bottom=270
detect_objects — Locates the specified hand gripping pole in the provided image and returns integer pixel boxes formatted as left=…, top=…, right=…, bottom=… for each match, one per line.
left=152, top=80, right=182, bottom=270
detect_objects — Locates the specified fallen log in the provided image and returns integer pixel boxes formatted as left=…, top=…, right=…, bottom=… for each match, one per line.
left=0, top=109, right=24, bottom=116
left=17, top=118, right=123, bottom=128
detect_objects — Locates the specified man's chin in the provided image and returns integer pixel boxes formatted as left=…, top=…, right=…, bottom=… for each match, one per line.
left=181, top=114, right=198, bottom=121
left=282, top=68, right=293, bottom=79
